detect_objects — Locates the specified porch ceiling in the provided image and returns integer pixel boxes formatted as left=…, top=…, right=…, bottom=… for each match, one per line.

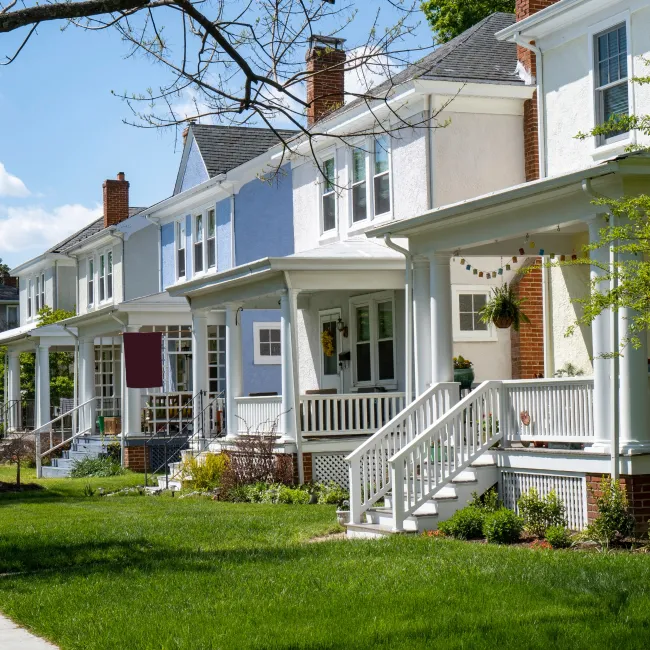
left=367, top=153, right=650, bottom=254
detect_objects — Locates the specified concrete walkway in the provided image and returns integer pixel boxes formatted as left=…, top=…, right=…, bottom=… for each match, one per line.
left=0, top=614, right=58, bottom=649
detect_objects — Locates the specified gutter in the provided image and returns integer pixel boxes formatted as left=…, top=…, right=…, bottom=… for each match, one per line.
left=513, top=33, right=547, bottom=179
left=383, top=235, right=413, bottom=405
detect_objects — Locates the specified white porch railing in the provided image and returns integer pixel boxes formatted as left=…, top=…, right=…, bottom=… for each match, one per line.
left=501, top=378, right=594, bottom=441
left=346, top=383, right=459, bottom=525
left=235, top=396, right=283, bottom=434
left=300, top=392, right=406, bottom=436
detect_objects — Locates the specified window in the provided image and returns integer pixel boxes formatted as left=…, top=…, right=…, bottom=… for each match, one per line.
left=35, top=275, right=41, bottom=313
left=207, top=208, right=216, bottom=269
left=27, top=279, right=32, bottom=319
left=208, top=324, right=226, bottom=394
left=7, top=305, right=18, bottom=328
left=350, top=292, right=396, bottom=386
left=351, top=148, right=367, bottom=223
left=176, top=220, right=186, bottom=279
left=373, top=135, right=391, bottom=215
left=88, top=258, right=95, bottom=306
left=452, top=287, right=496, bottom=342
left=106, top=251, right=113, bottom=299
left=99, top=254, right=106, bottom=302
left=594, top=24, right=629, bottom=144
left=321, top=157, right=336, bottom=233
left=253, top=322, right=281, bottom=365
left=194, top=213, right=204, bottom=273
left=40, top=273, right=45, bottom=309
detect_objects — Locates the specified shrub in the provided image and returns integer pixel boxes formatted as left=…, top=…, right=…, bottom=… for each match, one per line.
left=276, top=485, right=310, bottom=504
left=545, top=525, right=572, bottom=549
left=71, top=456, right=124, bottom=478
left=483, top=508, right=523, bottom=544
left=586, top=477, right=635, bottom=547
left=106, top=441, right=121, bottom=463
left=517, top=488, right=566, bottom=537
left=181, top=453, right=229, bottom=490
left=469, top=487, right=501, bottom=513
left=315, top=481, right=349, bottom=506
left=438, top=506, right=485, bottom=540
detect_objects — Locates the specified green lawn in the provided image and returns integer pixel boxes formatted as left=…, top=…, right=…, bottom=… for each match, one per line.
left=2, top=468, right=650, bottom=649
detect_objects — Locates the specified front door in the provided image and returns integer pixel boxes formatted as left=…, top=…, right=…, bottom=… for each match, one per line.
left=319, top=309, right=342, bottom=392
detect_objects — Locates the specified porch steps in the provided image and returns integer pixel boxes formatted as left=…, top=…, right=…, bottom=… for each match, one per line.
left=346, top=460, right=498, bottom=539
left=41, top=436, right=108, bottom=478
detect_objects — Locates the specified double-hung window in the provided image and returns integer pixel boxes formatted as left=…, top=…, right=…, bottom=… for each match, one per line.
left=351, top=148, right=367, bottom=223
left=594, top=24, right=629, bottom=144
left=27, top=279, right=33, bottom=319
left=207, top=208, right=216, bottom=269
left=88, top=258, right=95, bottom=306
left=351, top=292, right=395, bottom=386
left=99, top=253, right=106, bottom=302
left=40, top=272, right=45, bottom=309
left=7, top=305, right=18, bottom=328
left=373, top=135, right=391, bottom=216
left=35, top=275, right=41, bottom=313
left=106, top=251, right=113, bottom=299
left=194, top=213, right=204, bottom=274
left=176, top=220, right=186, bottom=279
left=321, top=157, right=336, bottom=234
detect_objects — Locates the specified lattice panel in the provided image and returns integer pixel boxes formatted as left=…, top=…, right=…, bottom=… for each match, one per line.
left=501, top=471, right=587, bottom=531
left=313, top=453, right=349, bottom=488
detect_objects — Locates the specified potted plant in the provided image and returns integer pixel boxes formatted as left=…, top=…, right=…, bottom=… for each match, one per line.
left=336, top=499, right=350, bottom=526
left=479, top=283, right=531, bottom=331
left=453, top=355, right=474, bottom=390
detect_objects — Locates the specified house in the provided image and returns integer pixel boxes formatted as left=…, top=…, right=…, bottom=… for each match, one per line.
left=347, top=0, right=650, bottom=536
left=0, top=274, right=19, bottom=333
left=168, top=20, right=540, bottom=485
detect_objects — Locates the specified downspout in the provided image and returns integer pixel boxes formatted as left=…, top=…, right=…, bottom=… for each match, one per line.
left=583, top=179, right=619, bottom=478
left=383, top=234, right=413, bottom=404
left=145, top=214, right=163, bottom=293
left=513, top=34, right=546, bottom=179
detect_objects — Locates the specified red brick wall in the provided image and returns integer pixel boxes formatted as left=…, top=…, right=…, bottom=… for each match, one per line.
left=288, top=452, right=313, bottom=484
left=103, top=172, right=130, bottom=228
left=306, top=44, right=346, bottom=126
left=123, top=445, right=150, bottom=472
left=511, top=258, right=544, bottom=379
left=587, top=474, right=650, bottom=535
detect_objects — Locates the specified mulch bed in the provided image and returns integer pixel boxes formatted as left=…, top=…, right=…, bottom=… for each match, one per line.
left=0, top=481, right=44, bottom=493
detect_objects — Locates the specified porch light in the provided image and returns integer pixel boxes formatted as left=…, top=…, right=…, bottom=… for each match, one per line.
left=336, top=318, right=348, bottom=338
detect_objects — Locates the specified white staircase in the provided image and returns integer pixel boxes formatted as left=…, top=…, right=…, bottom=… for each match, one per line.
left=41, top=435, right=110, bottom=478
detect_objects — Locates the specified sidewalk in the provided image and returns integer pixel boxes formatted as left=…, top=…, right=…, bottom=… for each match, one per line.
left=0, top=613, right=58, bottom=649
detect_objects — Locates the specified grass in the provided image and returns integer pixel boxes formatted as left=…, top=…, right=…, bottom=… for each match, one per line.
left=2, top=467, right=650, bottom=649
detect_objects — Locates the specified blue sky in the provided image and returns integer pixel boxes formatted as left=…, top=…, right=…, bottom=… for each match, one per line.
left=0, top=3, right=433, bottom=269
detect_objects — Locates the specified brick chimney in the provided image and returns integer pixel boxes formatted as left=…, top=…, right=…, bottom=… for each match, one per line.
left=516, top=0, right=560, bottom=181
left=103, top=172, right=130, bottom=228
left=306, top=35, right=346, bottom=127
left=0, top=274, right=17, bottom=289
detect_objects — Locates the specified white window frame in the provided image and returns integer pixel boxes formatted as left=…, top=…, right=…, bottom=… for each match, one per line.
left=349, top=290, right=397, bottom=389
left=35, top=275, right=41, bottom=313
left=253, top=322, right=282, bottom=365
left=372, top=134, right=392, bottom=218
left=7, top=305, right=18, bottom=328
left=40, top=272, right=45, bottom=310
left=319, top=307, right=342, bottom=386
left=98, top=252, right=106, bottom=303
left=87, top=257, right=95, bottom=307
left=106, top=250, right=113, bottom=300
left=96, top=248, right=113, bottom=304
left=193, top=212, right=204, bottom=274
left=588, top=12, right=634, bottom=152
left=349, top=145, right=369, bottom=226
left=452, top=286, right=497, bottom=343
left=319, top=150, right=337, bottom=237
left=206, top=207, right=217, bottom=270
left=175, top=218, right=187, bottom=281
left=27, top=278, right=33, bottom=320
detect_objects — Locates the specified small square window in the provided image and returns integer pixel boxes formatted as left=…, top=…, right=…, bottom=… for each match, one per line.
left=254, top=323, right=282, bottom=365
left=453, top=288, right=496, bottom=342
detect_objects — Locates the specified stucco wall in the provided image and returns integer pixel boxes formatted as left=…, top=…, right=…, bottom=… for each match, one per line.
left=57, top=266, right=76, bottom=313
left=234, top=165, right=294, bottom=265
left=125, top=223, right=159, bottom=301
left=179, top=137, right=209, bottom=194
left=216, top=196, right=232, bottom=272
left=77, top=241, right=121, bottom=315
left=541, top=3, right=650, bottom=176
left=161, top=222, right=175, bottom=289
left=241, top=309, right=282, bottom=396
left=432, top=111, right=526, bottom=207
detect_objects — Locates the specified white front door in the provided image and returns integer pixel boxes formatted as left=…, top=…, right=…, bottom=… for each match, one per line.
left=319, top=309, right=342, bottom=392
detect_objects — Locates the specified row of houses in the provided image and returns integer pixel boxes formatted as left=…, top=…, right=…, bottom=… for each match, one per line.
left=3, top=0, right=650, bottom=534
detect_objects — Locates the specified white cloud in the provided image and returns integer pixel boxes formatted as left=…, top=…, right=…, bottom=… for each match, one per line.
left=345, top=47, right=399, bottom=103
left=0, top=162, right=29, bottom=198
left=0, top=203, right=102, bottom=255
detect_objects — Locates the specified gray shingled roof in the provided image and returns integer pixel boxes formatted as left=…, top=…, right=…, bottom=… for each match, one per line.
left=0, top=284, right=18, bottom=302
left=190, top=124, right=298, bottom=178
left=320, top=12, right=521, bottom=125
left=48, top=207, right=145, bottom=254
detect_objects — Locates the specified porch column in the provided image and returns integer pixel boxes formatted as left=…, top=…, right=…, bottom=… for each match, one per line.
left=618, top=252, right=650, bottom=452
left=192, top=311, right=209, bottom=434
left=225, top=303, right=243, bottom=438
left=35, top=344, right=50, bottom=429
left=7, top=351, right=21, bottom=431
left=413, top=258, right=432, bottom=395
left=280, top=291, right=296, bottom=441
left=588, top=218, right=612, bottom=448
left=124, top=326, right=142, bottom=436
left=79, top=337, right=96, bottom=433
left=429, top=253, right=453, bottom=383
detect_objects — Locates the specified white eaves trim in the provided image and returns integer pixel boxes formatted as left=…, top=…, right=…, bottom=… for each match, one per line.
left=412, top=79, right=535, bottom=100
left=10, top=252, right=74, bottom=277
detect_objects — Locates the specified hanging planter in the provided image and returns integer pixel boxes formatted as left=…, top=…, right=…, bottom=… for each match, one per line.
left=479, top=283, right=531, bottom=332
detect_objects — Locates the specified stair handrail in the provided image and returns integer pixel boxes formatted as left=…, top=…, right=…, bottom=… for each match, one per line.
left=388, top=380, right=503, bottom=531
left=347, top=382, right=458, bottom=525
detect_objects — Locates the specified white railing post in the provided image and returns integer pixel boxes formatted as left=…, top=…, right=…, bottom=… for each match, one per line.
left=349, top=461, right=363, bottom=525
left=35, top=429, right=42, bottom=478
left=391, top=461, right=405, bottom=531
left=498, top=381, right=508, bottom=448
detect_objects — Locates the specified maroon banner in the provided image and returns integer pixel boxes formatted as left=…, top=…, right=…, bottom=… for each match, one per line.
left=123, top=332, right=163, bottom=389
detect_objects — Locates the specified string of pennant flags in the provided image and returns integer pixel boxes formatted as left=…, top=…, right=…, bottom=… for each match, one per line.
left=452, top=233, right=577, bottom=280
